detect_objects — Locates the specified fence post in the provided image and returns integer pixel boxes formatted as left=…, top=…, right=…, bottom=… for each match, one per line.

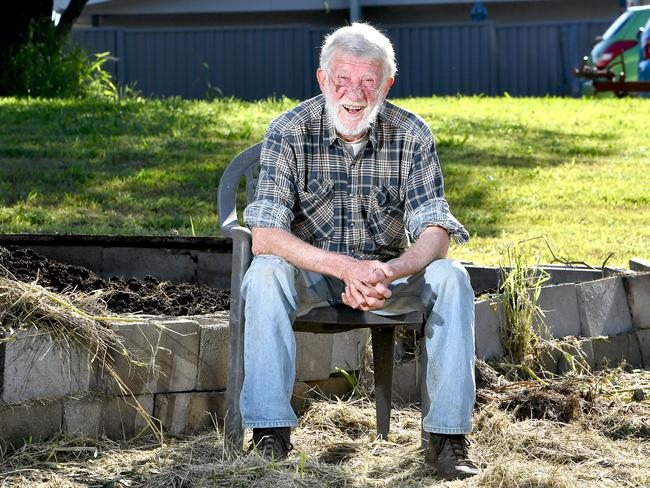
left=115, top=29, right=126, bottom=88
left=487, top=22, right=498, bottom=95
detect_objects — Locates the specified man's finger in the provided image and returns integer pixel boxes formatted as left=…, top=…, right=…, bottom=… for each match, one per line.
left=372, top=281, right=392, bottom=299
left=351, top=281, right=385, bottom=309
left=341, top=290, right=359, bottom=309
left=347, top=283, right=369, bottom=309
left=353, top=279, right=383, bottom=299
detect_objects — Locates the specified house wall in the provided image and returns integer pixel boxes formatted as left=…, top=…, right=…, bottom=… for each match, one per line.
left=365, top=1, right=620, bottom=24
left=82, top=0, right=621, bottom=28
left=92, top=11, right=350, bottom=29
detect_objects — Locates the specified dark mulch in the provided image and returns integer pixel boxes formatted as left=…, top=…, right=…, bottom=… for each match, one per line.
left=0, top=247, right=229, bottom=316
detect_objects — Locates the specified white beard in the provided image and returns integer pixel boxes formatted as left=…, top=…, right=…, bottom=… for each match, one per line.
left=325, top=93, right=383, bottom=139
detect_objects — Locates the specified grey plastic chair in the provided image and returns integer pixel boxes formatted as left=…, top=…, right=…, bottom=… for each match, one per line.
left=217, top=143, right=428, bottom=449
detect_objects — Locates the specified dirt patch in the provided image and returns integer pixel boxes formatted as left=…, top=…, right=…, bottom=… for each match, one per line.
left=0, top=247, right=229, bottom=316
left=501, top=385, right=584, bottom=423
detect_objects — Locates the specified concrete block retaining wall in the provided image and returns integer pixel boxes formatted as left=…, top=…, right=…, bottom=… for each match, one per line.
left=0, top=311, right=371, bottom=446
left=1, top=271, right=649, bottom=445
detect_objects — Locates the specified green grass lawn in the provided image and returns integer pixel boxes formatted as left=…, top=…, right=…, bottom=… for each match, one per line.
left=0, top=95, right=648, bottom=266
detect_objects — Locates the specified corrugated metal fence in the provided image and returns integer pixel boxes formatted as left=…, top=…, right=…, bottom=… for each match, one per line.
left=72, top=20, right=610, bottom=100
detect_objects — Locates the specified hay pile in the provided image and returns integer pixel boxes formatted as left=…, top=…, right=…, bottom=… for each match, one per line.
left=0, top=258, right=161, bottom=441
left=1, top=369, right=648, bottom=487
left=1, top=247, right=648, bottom=486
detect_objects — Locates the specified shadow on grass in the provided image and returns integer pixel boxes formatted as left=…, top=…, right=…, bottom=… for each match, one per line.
left=2, top=101, right=616, bottom=238
left=436, top=116, right=617, bottom=169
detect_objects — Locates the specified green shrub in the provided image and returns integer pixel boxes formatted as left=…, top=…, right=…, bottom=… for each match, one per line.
left=0, top=20, right=116, bottom=99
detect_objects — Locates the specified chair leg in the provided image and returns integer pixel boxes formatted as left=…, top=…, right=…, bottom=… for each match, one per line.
left=225, top=306, right=245, bottom=450
left=420, top=338, right=430, bottom=449
left=224, top=240, right=251, bottom=450
left=371, top=326, right=395, bottom=439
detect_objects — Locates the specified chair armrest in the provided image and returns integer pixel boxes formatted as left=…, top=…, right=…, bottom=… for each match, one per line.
left=227, top=224, right=253, bottom=293
left=222, top=223, right=252, bottom=247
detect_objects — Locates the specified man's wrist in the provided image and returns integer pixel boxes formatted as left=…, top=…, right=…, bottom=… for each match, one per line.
left=326, top=253, right=357, bottom=282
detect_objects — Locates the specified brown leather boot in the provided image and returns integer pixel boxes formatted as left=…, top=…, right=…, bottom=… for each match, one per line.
left=425, top=433, right=480, bottom=480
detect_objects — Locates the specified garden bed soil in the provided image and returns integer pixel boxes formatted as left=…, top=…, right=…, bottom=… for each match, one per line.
left=0, top=247, right=229, bottom=316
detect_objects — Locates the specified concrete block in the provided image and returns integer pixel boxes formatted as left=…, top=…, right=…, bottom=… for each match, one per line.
left=189, top=312, right=230, bottom=326
left=543, top=266, right=602, bottom=286
left=196, top=321, right=229, bottom=391
left=538, top=343, right=561, bottom=375
left=623, top=273, right=650, bottom=329
left=109, top=318, right=200, bottom=394
left=474, top=300, right=504, bottom=361
left=24, top=245, right=104, bottom=275
left=155, top=391, right=226, bottom=435
left=630, top=258, right=650, bottom=272
left=196, top=251, right=233, bottom=288
left=627, top=333, right=644, bottom=369
left=295, top=332, right=333, bottom=382
left=636, top=329, right=650, bottom=367
left=392, top=360, right=421, bottom=404
left=0, top=400, right=63, bottom=449
left=558, top=338, right=594, bottom=374
left=63, top=397, right=102, bottom=438
left=102, top=247, right=196, bottom=283
left=2, top=328, right=94, bottom=404
left=577, top=277, right=633, bottom=336
left=102, top=394, right=154, bottom=441
left=535, top=284, right=581, bottom=338
left=465, top=265, right=499, bottom=293
left=305, top=376, right=353, bottom=400
left=331, top=329, right=369, bottom=373
left=591, top=335, right=630, bottom=370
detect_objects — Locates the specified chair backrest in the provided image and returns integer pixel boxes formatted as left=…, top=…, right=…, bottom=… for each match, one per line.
left=217, top=143, right=262, bottom=235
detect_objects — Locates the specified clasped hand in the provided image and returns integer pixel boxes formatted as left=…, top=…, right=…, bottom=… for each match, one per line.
left=341, top=259, right=395, bottom=311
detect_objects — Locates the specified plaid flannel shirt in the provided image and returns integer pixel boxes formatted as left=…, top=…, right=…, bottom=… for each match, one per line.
left=243, top=95, right=469, bottom=261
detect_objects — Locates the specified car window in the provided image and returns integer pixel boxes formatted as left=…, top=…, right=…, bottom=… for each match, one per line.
left=603, top=11, right=631, bottom=40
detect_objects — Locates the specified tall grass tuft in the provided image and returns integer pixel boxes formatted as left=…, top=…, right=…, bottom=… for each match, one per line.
left=498, top=241, right=549, bottom=379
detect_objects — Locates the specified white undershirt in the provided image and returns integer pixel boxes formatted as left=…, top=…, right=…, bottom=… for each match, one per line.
left=339, top=132, right=369, bottom=158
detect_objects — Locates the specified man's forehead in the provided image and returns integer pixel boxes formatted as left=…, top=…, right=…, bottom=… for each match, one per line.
left=330, top=52, right=383, bottom=74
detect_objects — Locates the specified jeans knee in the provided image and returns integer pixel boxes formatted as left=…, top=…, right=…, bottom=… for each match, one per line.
left=242, top=255, right=296, bottom=299
left=424, top=259, right=473, bottom=295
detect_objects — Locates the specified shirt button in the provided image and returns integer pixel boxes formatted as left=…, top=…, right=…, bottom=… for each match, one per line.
left=349, top=222, right=355, bottom=227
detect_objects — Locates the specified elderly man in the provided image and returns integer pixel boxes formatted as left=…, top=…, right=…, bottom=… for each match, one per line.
left=241, top=23, right=479, bottom=480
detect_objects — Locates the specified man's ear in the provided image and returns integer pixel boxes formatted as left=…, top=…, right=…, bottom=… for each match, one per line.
left=317, top=68, right=328, bottom=95
left=383, top=76, right=395, bottom=96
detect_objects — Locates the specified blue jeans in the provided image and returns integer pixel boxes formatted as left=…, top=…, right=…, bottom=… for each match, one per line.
left=240, top=254, right=476, bottom=434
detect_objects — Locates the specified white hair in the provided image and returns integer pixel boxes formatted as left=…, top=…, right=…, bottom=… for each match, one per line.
left=319, top=23, right=397, bottom=81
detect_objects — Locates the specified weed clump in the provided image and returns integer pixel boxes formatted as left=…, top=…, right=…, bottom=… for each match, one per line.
left=497, top=241, right=549, bottom=379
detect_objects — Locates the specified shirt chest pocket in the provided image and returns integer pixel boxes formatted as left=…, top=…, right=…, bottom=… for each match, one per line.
left=367, top=185, right=406, bottom=248
left=292, top=179, right=334, bottom=241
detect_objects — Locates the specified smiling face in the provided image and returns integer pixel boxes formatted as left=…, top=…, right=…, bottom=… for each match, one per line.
left=317, top=51, right=394, bottom=142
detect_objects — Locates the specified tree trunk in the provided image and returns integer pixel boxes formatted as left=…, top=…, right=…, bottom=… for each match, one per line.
left=0, top=1, right=53, bottom=95
left=0, top=0, right=53, bottom=54
left=56, top=0, right=90, bottom=40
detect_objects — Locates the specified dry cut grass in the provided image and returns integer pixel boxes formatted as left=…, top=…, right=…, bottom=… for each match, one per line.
left=1, top=370, right=648, bottom=488
left=0, top=257, right=162, bottom=443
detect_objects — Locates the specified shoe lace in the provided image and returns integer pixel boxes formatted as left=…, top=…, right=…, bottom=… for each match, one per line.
left=251, top=429, right=293, bottom=456
left=445, top=436, right=476, bottom=468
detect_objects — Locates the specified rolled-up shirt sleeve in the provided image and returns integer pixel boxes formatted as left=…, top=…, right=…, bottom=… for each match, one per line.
left=243, top=129, right=296, bottom=230
left=404, top=134, right=470, bottom=245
